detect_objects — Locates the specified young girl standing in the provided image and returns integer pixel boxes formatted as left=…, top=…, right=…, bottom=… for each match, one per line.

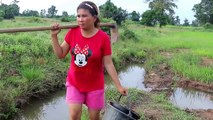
left=51, top=1, right=127, bottom=120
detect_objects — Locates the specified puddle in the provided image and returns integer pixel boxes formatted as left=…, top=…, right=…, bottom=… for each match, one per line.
left=170, top=88, right=213, bottom=110
left=16, top=65, right=146, bottom=119
left=15, top=65, right=213, bottom=119
left=15, top=90, right=69, bottom=120
left=117, top=65, right=150, bottom=91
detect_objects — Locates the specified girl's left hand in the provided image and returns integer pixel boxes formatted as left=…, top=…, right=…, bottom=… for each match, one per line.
left=117, top=86, right=128, bottom=96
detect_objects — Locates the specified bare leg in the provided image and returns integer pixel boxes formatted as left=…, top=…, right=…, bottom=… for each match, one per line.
left=69, top=103, right=82, bottom=120
left=88, top=109, right=101, bottom=120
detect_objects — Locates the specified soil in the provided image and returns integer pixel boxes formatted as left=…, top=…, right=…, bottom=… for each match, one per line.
left=143, top=60, right=213, bottom=120
left=144, top=63, right=173, bottom=90
left=201, top=57, right=213, bottom=67
left=178, top=80, right=213, bottom=93
left=187, top=109, right=213, bottom=120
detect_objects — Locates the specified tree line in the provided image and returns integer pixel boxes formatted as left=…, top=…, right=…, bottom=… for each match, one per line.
left=0, top=0, right=213, bottom=27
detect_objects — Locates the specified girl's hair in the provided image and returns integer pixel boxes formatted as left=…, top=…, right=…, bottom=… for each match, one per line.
left=77, top=1, right=100, bottom=28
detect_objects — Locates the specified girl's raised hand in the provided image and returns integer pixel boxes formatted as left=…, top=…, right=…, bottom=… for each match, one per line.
left=51, top=23, right=61, bottom=35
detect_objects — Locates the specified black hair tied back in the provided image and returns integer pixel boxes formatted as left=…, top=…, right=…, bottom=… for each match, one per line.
left=77, top=1, right=100, bottom=28
left=77, top=1, right=98, bottom=16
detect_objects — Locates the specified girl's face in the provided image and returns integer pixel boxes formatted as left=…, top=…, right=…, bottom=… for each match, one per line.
left=77, top=9, right=96, bottom=30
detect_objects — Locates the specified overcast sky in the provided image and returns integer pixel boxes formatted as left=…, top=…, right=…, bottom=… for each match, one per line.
left=2, top=0, right=201, bottom=23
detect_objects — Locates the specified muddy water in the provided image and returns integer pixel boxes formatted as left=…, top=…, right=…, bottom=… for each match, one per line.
left=16, top=65, right=213, bottom=119
left=15, top=90, right=69, bottom=120
left=118, top=65, right=151, bottom=91
left=170, top=88, right=213, bottom=109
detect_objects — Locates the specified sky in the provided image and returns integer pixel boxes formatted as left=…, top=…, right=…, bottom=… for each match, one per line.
left=1, top=0, right=201, bottom=23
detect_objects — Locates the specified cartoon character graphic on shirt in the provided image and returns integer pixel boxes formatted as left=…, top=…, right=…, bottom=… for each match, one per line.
left=72, top=44, right=92, bottom=67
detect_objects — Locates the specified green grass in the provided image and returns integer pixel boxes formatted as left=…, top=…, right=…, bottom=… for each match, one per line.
left=132, top=25, right=213, bottom=83
left=171, top=53, right=213, bottom=83
left=0, top=17, right=69, bottom=119
left=139, top=30, right=213, bottom=50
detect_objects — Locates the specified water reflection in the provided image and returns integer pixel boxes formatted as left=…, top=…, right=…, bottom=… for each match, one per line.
left=16, top=90, right=69, bottom=120
left=17, top=65, right=147, bottom=120
left=170, top=88, right=213, bottom=109
left=16, top=65, right=213, bottom=120
left=118, top=65, right=150, bottom=91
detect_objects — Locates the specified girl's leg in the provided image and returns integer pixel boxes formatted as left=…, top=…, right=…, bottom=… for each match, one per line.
left=69, top=103, right=82, bottom=120
left=88, top=109, right=100, bottom=120
left=66, top=83, right=85, bottom=120
left=86, top=89, right=104, bottom=120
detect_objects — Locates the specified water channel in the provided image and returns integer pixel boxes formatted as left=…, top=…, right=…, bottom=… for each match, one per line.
left=16, top=65, right=213, bottom=120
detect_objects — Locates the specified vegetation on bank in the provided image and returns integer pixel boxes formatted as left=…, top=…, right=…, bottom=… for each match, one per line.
left=133, top=26, right=213, bottom=83
left=0, top=17, right=70, bottom=119
left=0, top=17, right=212, bottom=119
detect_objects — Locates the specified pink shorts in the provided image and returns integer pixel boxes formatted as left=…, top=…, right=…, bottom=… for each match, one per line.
left=66, top=84, right=105, bottom=110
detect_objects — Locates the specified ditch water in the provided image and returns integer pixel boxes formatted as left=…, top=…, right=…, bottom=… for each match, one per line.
left=170, top=88, right=213, bottom=109
left=15, top=90, right=69, bottom=120
left=16, top=65, right=213, bottom=120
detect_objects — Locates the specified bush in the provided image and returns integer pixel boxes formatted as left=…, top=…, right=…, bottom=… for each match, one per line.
left=28, top=17, right=42, bottom=23
left=120, top=25, right=138, bottom=41
left=203, top=22, right=213, bottom=29
left=100, top=18, right=114, bottom=23
left=61, top=17, right=76, bottom=22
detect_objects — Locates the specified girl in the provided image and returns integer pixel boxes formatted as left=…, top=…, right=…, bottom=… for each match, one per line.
left=51, top=1, right=127, bottom=120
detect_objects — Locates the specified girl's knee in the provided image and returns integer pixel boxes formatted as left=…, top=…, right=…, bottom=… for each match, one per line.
left=70, top=113, right=81, bottom=120
left=88, top=109, right=100, bottom=120
left=69, top=104, right=82, bottom=120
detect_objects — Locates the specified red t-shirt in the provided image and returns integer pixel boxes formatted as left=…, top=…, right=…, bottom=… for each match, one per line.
left=65, top=27, right=112, bottom=92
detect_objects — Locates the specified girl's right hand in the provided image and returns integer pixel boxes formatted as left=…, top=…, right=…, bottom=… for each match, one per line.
left=51, top=23, right=61, bottom=36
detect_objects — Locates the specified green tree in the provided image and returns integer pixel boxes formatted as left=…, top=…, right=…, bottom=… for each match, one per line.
left=0, top=7, right=4, bottom=21
left=191, top=20, right=199, bottom=27
left=174, top=16, right=180, bottom=25
left=168, top=13, right=175, bottom=25
left=10, top=3, right=19, bottom=16
left=141, top=10, right=157, bottom=26
left=99, top=0, right=127, bottom=25
left=0, top=4, right=4, bottom=16
left=0, top=2, right=19, bottom=19
left=112, top=7, right=128, bottom=25
left=40, top=9, right=46, bottom=18
left=22, top=9, right=39, bottom=17
left=192, top=0, right=213, bottom=25
left=0, top=8, right=4, bottom=17
left=47, top=5, right=57, bottom=18
left=182, top=18, right=190, bottom=26
left=130, top=11, right=140, bottom=21
left=145, top=0, right=177, bottom=27
left=1, top=4, right=14, bottom=19
left=99, top=0, right=117, bottom=18
left=62, top=11, right=68, bottom=17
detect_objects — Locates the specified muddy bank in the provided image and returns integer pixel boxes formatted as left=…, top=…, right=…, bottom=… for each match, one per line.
left=191, top=109, right=213, bottom=120
left=144, top=63, right=173, bottom=90
left=0, top=70, right=66, bottom=120
left=159, top=51, right=213, bottom=93
left=178, top=80, right=213, bottom=93
left=144, top=63, right=213, bottom=120
left=182, top=108, right=213, bottom=120
left=144, top=60, right=213, bottom=94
